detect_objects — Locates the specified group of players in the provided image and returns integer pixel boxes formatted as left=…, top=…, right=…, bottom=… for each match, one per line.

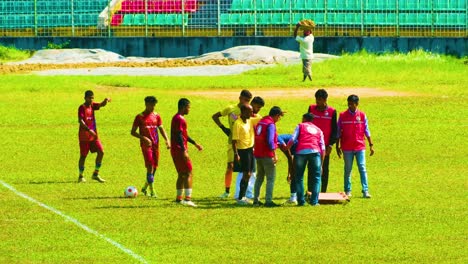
left=77, top=88, right=374, bottom=207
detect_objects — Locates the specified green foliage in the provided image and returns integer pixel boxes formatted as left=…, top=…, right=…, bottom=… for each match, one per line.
left=0, top=52, right=467, bottom=263
left=0, top=45, right=31, bottom=62
left=44, top=40, right=71, bottom=49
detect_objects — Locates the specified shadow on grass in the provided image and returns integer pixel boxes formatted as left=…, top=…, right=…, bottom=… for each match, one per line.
left=89, top=196, right=349, bottom=210
left=29, top=180, right=77, bottom=184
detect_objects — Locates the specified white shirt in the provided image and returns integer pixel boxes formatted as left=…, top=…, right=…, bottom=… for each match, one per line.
left=295, top=35, right=314, bottom=59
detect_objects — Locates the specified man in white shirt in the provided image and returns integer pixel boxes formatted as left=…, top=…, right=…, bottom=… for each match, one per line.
left=294, top=23, right=315, bottom=82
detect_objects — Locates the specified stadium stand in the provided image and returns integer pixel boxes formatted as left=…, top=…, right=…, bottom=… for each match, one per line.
left=0, top=0, right=466, bottom=37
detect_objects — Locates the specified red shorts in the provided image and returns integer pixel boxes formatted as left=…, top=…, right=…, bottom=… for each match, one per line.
left=141, top=145, right=159, bottom=168
left=79, top=140, right=103, bottom=157
left=171, top=149, right=192, bottom=173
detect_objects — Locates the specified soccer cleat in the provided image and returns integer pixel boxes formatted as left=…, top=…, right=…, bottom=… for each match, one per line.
left=182, top=200, right=197, bottom=207
left=92, top=174, right=105, bottom=183
left=345, top=192, right=352, bottom=197
left=219, top=192, right=230, bottom=199
left=283, top=199, right=298, bottom=205
left=141, top=187, right=147, bottom=196
left=363, top=191, right=372, bottom=199
left=150, top=191, right=158, bottom=198
left=265, top=201, right=280, bottom=208
left=78, top=176, right=86, bottom=183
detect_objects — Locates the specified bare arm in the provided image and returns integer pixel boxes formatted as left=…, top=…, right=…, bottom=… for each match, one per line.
left=212, top=111, right=230, bottom=136
left=294, top=23, right=300, bottom=38
left=158, top=126, right=171, bottom=149
left=100, top=98, right=111, bottom=107
left=131, top=125, right=151, bottom=146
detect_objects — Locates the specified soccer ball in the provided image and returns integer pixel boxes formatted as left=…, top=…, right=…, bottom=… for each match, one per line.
left=124, top=186, right=138, bottom=198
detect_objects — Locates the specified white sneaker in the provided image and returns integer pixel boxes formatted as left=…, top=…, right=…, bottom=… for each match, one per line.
left=181, top=200, right=197, bottom=207
left=219, top=192, right=230, bottom=199
left=236, top=197, right=250, bottom=205
left=284, top=199, right=298, bottom=205
left=345, top=192, right=352, bottom=197
left=363, top=191, right=372, bottom=199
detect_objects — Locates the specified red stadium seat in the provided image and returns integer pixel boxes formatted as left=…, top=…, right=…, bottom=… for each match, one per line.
left=111, top=14, right=123, bottom=26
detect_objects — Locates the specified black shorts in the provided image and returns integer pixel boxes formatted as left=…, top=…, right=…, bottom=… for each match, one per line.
left=238, top=147, right=254, bottom=173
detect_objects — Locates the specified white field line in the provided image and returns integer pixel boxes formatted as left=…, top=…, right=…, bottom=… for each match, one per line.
left=0, top=180, right=148, bottom=264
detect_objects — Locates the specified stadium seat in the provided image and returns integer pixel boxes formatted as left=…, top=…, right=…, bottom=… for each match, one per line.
left=230, top=0, right=243, bottom=11
left=271, top=13, right=284, bottom=24
left=242, top=0, right=254, bottom=10
left=122, top=14, right=134, bottom=25
left=74, top=14, right=97, bottom=26
left=228, top=13, right=242, bottom=25
left=154, top=14, right=167, bottom=25
left=133, top=14, right=146, bottom=26
left=256, top=0, right=273, bottom=11
left=240, top=13, right=255, bottom=25
left=257, top=13, right=272, bottom=25
left=399, top=1, right=417, bottom=11
left=111, top=14, right=123, bottom=26
left=364, top=0, right=397, bottom=11
left=292, top=12, right=306, bottom=23
left=283, top=13, right=292, bottom=24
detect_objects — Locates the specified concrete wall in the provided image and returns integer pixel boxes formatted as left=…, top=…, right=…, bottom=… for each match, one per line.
left=0, top=37, right=466, bottom=57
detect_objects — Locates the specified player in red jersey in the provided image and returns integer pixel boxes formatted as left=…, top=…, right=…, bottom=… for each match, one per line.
left=171, top=98, right=203, bottom=207
left=131, top=96, right=170, bottom=198
left=77, top=90, right=110, bottom=183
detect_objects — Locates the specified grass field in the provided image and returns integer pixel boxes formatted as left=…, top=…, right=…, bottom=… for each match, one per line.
left=0, top=51, right=467, bottom=263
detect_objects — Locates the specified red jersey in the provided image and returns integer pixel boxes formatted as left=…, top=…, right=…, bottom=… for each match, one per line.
left=170, top=113, right=188, bottom=151
left=132, top=112, right=162, bottom=146
left=309, top=104, right=336, bottom=146
left=78, top=102, right=101, bottom=142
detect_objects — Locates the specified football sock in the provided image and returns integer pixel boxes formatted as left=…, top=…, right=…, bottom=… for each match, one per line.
left=79, top=166, right=85, bottom=176
left=224, top=170, right=232, bottom=192
left=146, top=173, right=154, bottom=183
left=93, top=163, right=101, bottom=175
left=239, top=179, right=248, bottom=199
left=184, top=188, right=192, bottom=200
left=176, top=189, right=183, bottom=201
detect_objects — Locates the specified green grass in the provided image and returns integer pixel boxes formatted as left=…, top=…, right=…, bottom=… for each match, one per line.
left=0, top=45, right=31, bottom=63
left=0, top=52, right=467, bottom=263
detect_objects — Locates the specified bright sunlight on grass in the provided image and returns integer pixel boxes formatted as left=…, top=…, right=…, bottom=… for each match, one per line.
left=0, top=51, right=467, bottom=263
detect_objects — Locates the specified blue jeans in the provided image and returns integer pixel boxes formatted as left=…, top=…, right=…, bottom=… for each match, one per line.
left=294, top=153, right=321, bottom=205
left=343, top=150, right=369, bottom=193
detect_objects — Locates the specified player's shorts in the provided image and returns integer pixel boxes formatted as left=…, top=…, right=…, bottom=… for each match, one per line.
left=171, top=149, right=192, bottom=174
left=238, top=147, right=254, bottom=173
left=227, top=144, right=234, bottom=163
left=141, top=144, right=159, bottom=168
left=79, top=140, right=103, bottom=156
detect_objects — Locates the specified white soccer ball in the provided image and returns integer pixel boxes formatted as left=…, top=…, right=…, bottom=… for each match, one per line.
left=124, top=186, right=138, bottom=198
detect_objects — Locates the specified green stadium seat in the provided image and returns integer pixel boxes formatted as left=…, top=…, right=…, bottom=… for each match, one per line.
left=273, top=0, right=287, bottom=11
left=257, top=0, right=274, bottom=11
left=240, top=13, right=255, bottom=25
left=294, top=0, right=308, bottom=11
left=271, top=13, right=284, bottom=24
left=227, top=13, right=242, bottom=25
left=283, top=13, right=292, bottom=24
left=292, top=12, right=306, bottom=23
left=230, top=0, right=243, bottom=11
left=147, top=14, right=156, bottom=25
left=257, top=13, right=272, bottom=25
left=365, top=0, right=397, bottom=11
left=122, top=14, right=134, bottom=25
left=238, top=0, right=254, bottom=10
left=220, top=13, right=231, bottom=25
left=74, top=14, right=97, bottom=26
left=399, top=2, right=417, bottom=11
left=435, top=13, right=465, bottom=27
left=312, top=13, right=325, bottom=23
left=154, top=14, right=167, bottom=25
left=134, top=14, right=146, bottom=26
left=345, top=13, right=360, bottom=25
left=363, top=13, right=377, bottom=25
